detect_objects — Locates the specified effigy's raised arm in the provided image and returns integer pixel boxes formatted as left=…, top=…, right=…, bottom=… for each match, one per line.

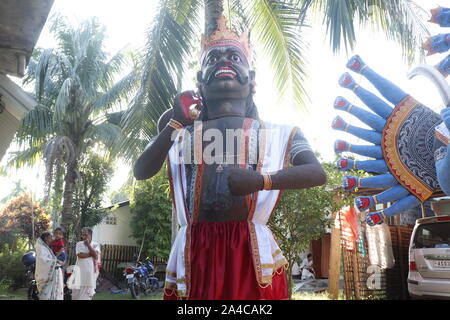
left=133, top=109, right=175, bottom=180
left=133, top=91, right=200, bottom=180
left=269, top=150, right=327, bottom=191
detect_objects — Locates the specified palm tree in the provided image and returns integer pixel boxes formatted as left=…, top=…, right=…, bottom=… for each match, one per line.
left=120, top=0, right=429, bottom=162
left=10, top=17, right=139, bottom=236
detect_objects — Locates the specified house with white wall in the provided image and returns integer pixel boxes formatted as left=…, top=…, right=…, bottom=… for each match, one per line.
left=92, top=200, right=138, bottom=246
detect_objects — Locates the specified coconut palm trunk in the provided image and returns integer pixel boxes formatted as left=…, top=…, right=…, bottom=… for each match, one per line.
left=205, top=0, right=224, bottom=36
left=61, top=157, right=78, bottom=235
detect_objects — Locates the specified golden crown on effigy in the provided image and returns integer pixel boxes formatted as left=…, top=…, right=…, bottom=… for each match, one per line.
left=200, top=15, right=252, bottom=64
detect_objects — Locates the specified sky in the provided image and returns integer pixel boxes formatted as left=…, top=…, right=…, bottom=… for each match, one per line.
left=0, top=0, right=449, bottom=204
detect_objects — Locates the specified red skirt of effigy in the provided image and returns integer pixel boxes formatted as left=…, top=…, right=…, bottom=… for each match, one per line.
left=164, top=220, right=288, bottom=300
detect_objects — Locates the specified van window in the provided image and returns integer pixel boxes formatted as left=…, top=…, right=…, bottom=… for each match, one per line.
left=413, top=222, right=450, bottom=249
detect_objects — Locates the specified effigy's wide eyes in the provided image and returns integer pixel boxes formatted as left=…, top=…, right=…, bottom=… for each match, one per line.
left=207, top=56, right=217, bottom=64
left=231, top=54, right=241, bottom=62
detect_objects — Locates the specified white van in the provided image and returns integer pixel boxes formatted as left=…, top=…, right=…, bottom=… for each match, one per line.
left=408, top=215, right=450, bottom=299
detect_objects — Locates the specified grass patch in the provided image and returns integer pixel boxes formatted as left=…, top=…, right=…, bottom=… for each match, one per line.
left=0, top=288, right=27, bottom=300
left=0, top=288, right=164, bottom=300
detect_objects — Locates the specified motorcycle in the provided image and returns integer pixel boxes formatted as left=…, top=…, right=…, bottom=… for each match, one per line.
left=22, top=252, right=38, bottom=300
left=123, top=260, right=159, bottom=299
left=63, top=265, right=73, bottom=300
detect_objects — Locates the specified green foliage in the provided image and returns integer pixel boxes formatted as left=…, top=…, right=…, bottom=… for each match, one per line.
left=0, top=248, right=28, bottom=290
left=109, top=188, right=130, bottom=205
left=269, top=161, right=350, bottom=298
left=9, top=16, right=139, bottom=236
left=120, top=0, right=202, bottom=163
left=73, top=153, right=114, bottom=231
left=0, top=194, right=51, bottom=247
left=244, top=0, right=307, bottom=106
left=129, top=169, right=172, bottom=261
left=298, top=0, right=428, bottom=63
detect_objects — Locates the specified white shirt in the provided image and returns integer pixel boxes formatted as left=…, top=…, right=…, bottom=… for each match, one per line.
left=75, top=241, right=101, bottom=287
left=300, top=258, right=314, bottom=280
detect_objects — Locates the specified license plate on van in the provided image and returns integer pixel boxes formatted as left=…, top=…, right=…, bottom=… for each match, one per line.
left=433, top=260, right=450, bottom=268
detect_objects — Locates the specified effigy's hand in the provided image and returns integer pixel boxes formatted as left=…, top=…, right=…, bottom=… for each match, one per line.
left=228, top=167, right=264, bottom=196
left=441, top=108, right=450, bottom=130
left=366, top=212, right=384, bottom=227
left=429, top=7, right=450, bottom=27
left=422, top=37, right=434, bottom=56
left=172, top=91, right=202, bottom=126
left=423, top=34, right=450, bottom=56
left=430, top=7, right=442, bottom=24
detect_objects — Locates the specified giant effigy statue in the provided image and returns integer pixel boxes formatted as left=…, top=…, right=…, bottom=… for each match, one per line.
left=133, top=16, right=326, bottom=299
left=333, top=7, right=450, bottom=227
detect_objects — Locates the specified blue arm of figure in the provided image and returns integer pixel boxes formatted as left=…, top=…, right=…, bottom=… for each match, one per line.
left=437, top=54, right=450, bottom=76
left=332, top=116, right=381, bottom=145
left=436, top=155, right=450, bottom=195
left=435, top=7, right=450, bottom=28
left=366, top=195, right=420, bottom=226
left=436, top=108, right=450, bottom=195
left=345, top=56, right=408, bottom=107
left=337, top=158, right=388, bottom=173
left=431, top=34, right=450, bottom=54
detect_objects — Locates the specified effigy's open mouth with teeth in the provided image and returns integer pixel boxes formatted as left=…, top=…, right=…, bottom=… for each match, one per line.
left=204, top=63, right=247, bottom=85
left=214, top=66, right=237, bottom=79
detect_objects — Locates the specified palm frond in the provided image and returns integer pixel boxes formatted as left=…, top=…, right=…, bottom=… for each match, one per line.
left=53, top=76, right=79, bottom=124
left=322, top=0, right=356, bottom=53
left=33, top=48, right=55, bottom=103
left=91, top=70, right=139, bottom=114
left=120, top=0, right=202, bottom=162
left=97, top=50, right=127, bottom=92
left=105, top=111, right=125, bottom=126
left=84, top=122, right=123, bottom=152
left=13, top=16, right=130, bottom=170
left=6, top=143, right=46, bottom=168
left=244, top=0, right=308, bottom=107
left=229, top=0, right=251, bottom=34
left=16, top=104, right=54, bottom=149
left=358, top=0, right=429, bottom=64
left=301, top=0, right=429, bottom=64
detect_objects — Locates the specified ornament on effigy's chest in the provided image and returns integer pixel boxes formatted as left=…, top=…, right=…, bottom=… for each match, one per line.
left=202, top=163, right=234, bottom=213
left=201, top=118, right=245, bottom=162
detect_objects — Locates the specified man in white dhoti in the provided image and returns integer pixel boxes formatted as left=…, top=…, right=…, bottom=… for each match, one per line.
left=35, top=232, right=64, bottom=300
left=71, top=227, right=100, bottom=300
left=300, top=253, right=315, bottom=280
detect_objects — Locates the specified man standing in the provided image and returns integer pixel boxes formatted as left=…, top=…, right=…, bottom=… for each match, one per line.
left=134, top=16, right=326, bottom=299
left=71, top=227, right=100, bottom=300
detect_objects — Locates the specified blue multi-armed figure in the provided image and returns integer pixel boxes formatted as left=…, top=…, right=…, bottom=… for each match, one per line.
left=333, top=7, right=450, bottom=227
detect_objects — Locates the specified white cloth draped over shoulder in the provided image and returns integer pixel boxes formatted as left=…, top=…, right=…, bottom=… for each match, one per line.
left=69, top=241, right=101, bottom=300
left=300, top=258, right=314, bottom=280
left=165, top=121, right=297, bottom=297
left=34, top=238, right=64, bottom=300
